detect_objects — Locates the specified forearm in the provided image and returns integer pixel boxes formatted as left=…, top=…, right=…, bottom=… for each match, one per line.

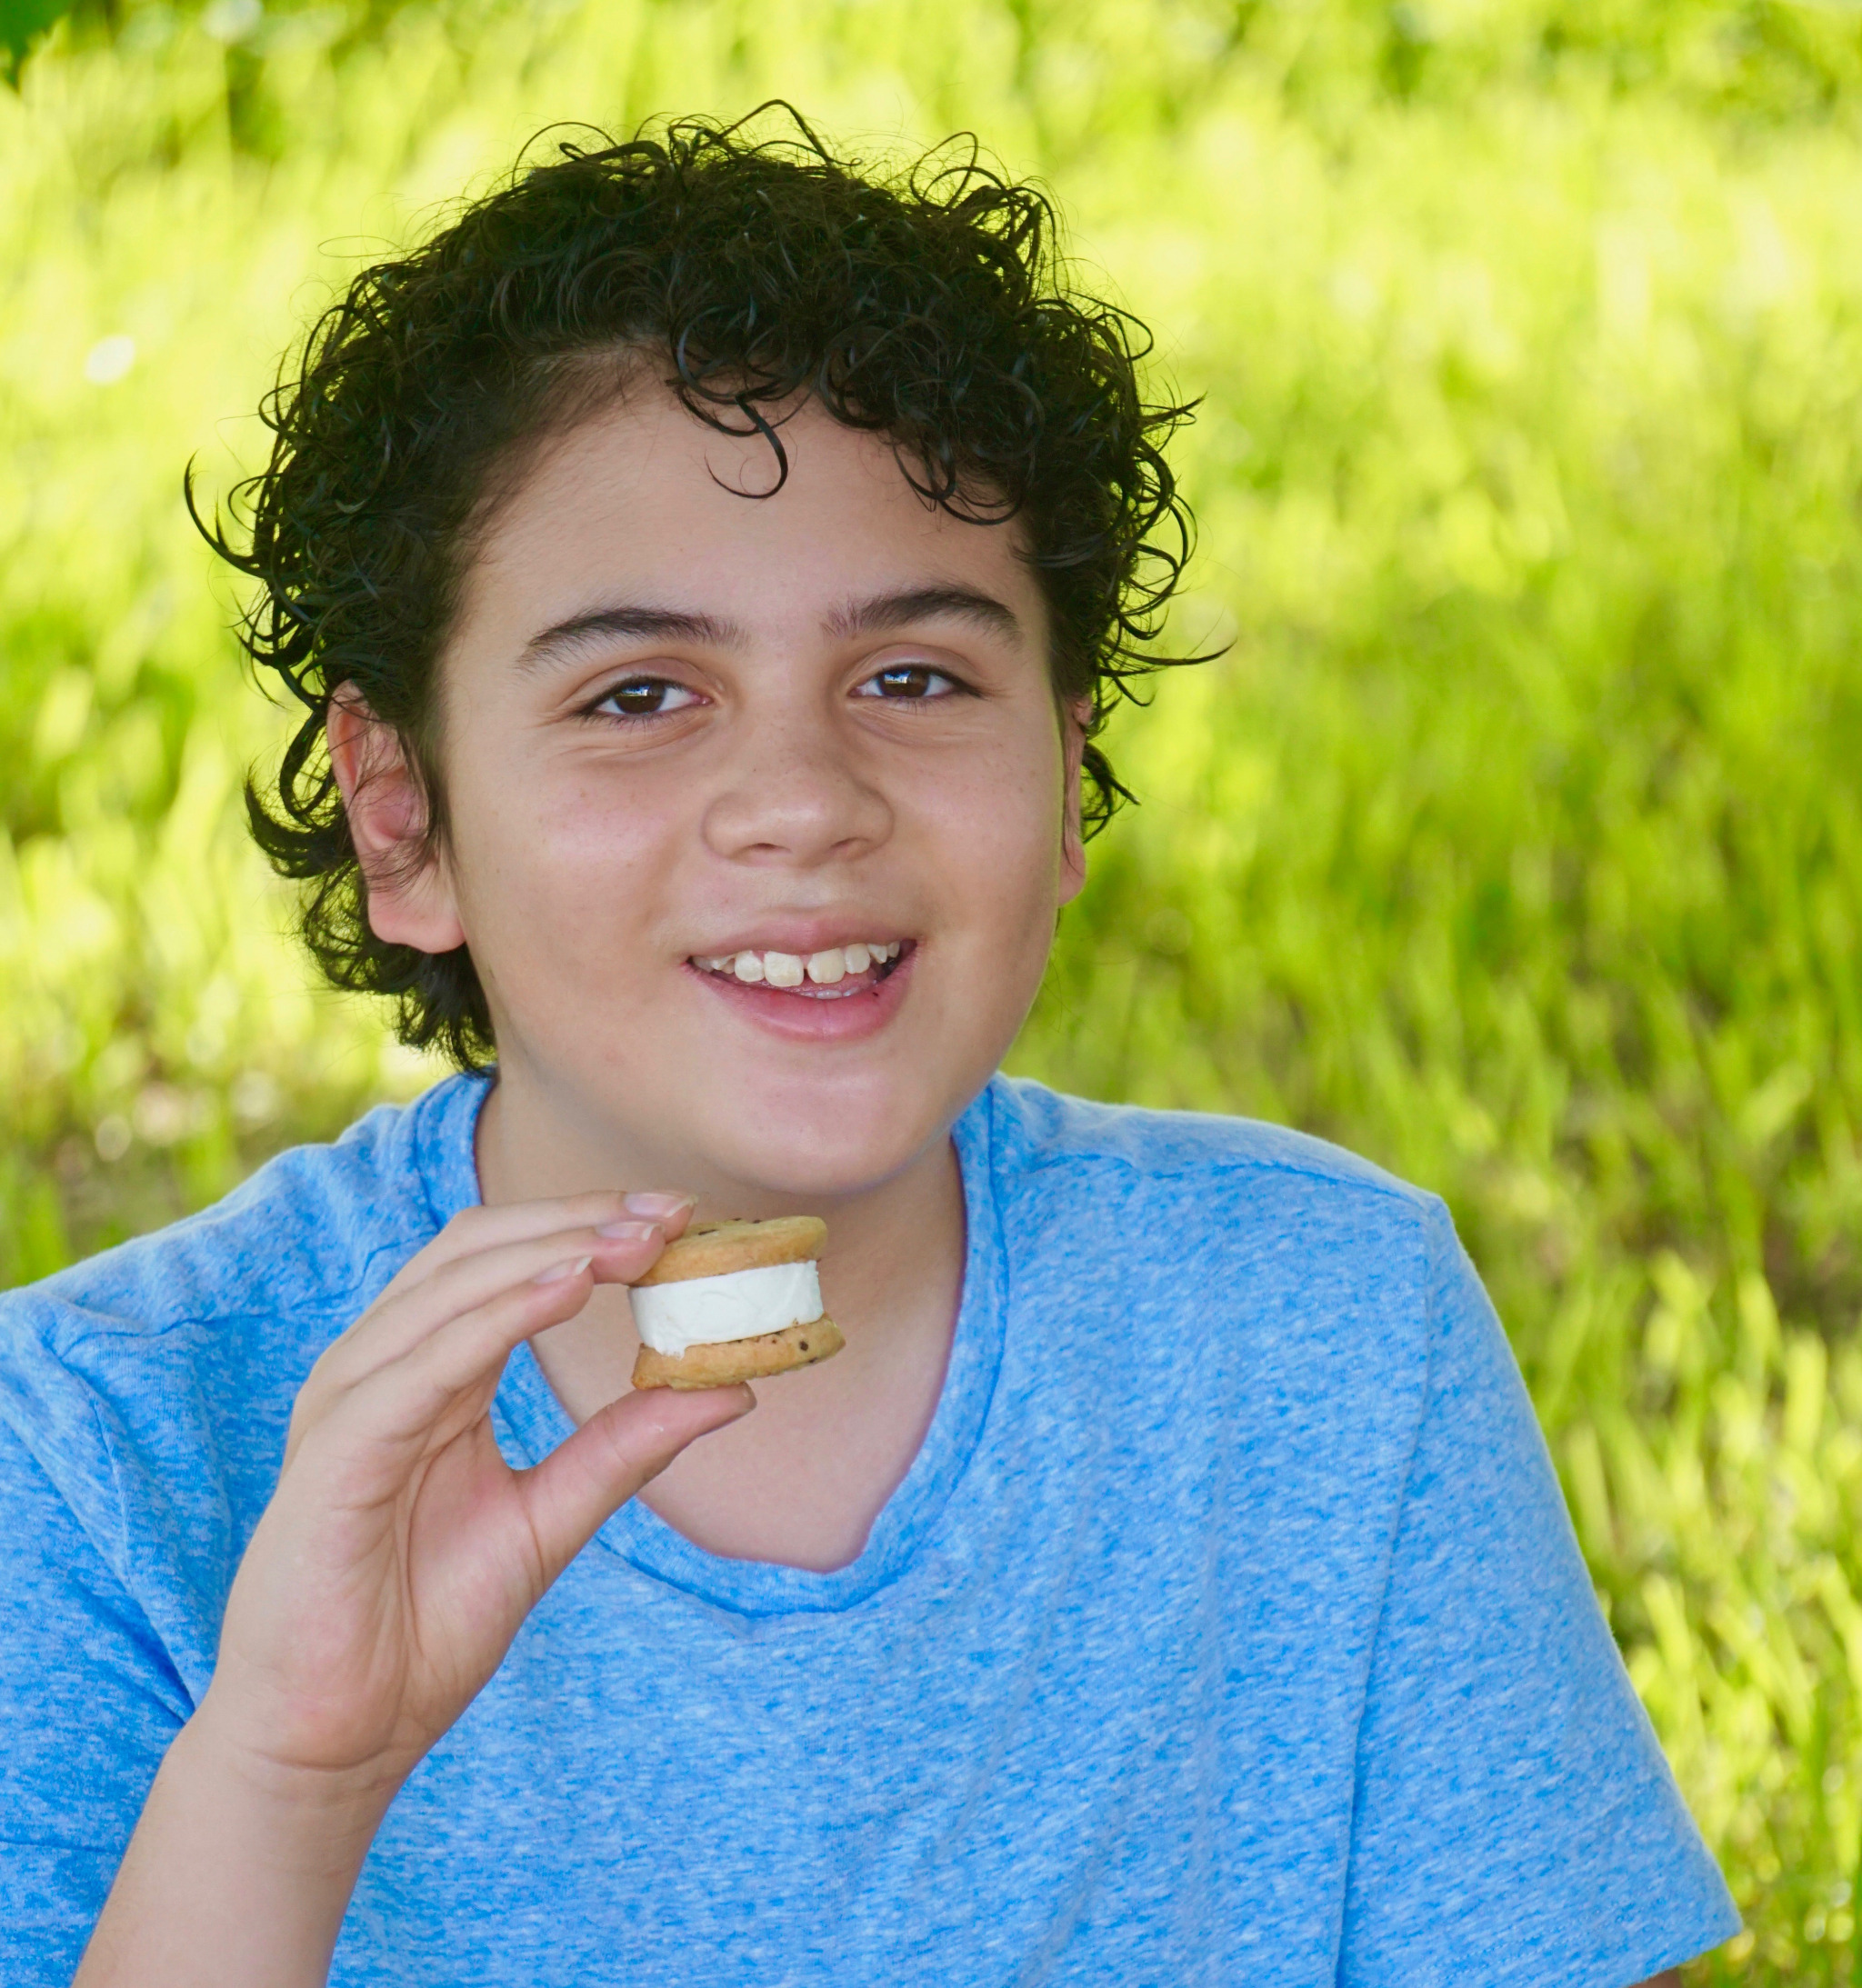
left=75, top=1713, right=394, bottom=1988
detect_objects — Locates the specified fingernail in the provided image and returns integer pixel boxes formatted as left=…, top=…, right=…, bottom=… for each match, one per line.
left=624, top=1191, right=696, bottom=1219
left=535, top=1255, right=593, bottom=1284
left=596, top=1218, right=665, bottom=1243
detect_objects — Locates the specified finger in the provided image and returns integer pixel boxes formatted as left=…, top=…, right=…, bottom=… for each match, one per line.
left=310, top=1263, right=606, bottom=1462
left=371, top=1191, right=696, bottom=1308
left=312, top=1219, right=670, bottom=1397
left=375, top=1191, right=694, bottom=1304
left=516, top=1385, right=756, bottom=1587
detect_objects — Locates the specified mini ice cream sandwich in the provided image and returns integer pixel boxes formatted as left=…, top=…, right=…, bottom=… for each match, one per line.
left=629, top=1215, right=842, bottom=1391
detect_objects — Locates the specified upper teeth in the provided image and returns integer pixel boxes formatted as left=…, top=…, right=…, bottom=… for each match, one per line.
left=692, top=941, right=903, bottom=985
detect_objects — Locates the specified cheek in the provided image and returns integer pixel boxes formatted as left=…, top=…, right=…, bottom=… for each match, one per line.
left=444, top=751, right=685, bottom=948
left=909, top=723, right=1067, bottom=931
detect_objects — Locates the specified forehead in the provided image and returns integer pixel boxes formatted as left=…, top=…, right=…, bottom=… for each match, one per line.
left=457, top=382, right=1044, bottom=644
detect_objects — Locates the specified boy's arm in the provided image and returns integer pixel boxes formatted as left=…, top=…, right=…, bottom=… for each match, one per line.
left=73, top=1192, right=746, bottom=1988
left=74, top=1720, right=389, bottom=1988
left=1339, top=1204, right=1739, bottom=1985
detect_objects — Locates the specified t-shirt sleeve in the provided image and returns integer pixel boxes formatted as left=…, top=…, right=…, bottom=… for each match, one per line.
left=1339, top=1204, right=1739, bottom=1987
left=0, top=1400, right=189, bottom=1984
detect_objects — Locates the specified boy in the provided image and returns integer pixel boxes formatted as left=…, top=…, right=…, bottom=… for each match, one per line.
left=0, top=115, right=1735, bottom=1985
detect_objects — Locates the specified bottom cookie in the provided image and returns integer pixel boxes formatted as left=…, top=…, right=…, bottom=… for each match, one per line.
left=631, top=1314, right=845, bottom=1391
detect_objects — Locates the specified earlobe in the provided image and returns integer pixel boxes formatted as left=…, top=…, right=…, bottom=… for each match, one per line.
left=325, top=689, right=467, bottom=954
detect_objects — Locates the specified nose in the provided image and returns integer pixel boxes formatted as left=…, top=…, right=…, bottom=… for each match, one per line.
left=700, top=703, right=894, bottom=869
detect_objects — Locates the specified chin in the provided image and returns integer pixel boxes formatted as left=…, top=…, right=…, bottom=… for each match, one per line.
left=697, top=1092, right=949, bottom=1204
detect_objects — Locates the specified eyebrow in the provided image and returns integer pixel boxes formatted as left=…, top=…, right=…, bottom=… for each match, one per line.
left=517, top=584, right=1025, bottom=674
left=824, top=585, right=1026, bottom=647
left=518, top=605, right=749, bottom=673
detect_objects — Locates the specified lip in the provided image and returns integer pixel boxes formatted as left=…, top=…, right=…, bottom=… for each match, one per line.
left=686, top=923, right=910, bottom=960
left=684, top=943, right=916, bottom=1044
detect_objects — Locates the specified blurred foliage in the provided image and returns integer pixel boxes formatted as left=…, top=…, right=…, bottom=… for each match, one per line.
left=4, top=0, right=1862, bottom=1974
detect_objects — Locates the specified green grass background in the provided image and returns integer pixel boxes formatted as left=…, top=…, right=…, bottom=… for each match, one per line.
left=5, top=0, right=1861, bottom=1973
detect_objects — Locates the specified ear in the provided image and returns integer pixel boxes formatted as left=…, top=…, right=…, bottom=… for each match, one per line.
left=325, top=687, right=467, bottom=954
left=1058, top=694, right=1094, bottom=908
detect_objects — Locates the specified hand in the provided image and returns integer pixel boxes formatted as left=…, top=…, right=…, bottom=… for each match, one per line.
left=195, top=1190, right=751, bottom=1806
left=78, top=1190, right=749, bottom=1988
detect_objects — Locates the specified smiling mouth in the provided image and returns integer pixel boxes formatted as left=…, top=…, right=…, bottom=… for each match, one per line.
left=687, top=939, right=911, bottom=999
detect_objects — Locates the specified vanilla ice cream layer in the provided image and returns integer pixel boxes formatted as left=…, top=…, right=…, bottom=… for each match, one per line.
left=627, top=1260, right=825, bottom=1356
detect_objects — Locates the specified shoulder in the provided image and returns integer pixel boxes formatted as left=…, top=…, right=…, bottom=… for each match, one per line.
left=973, top=1076, right=1459, bottom=1382
left=2, top=1073, right=486, bottom=1360
left=981, top=1074, right=1444, bottom=1234
left=971, top=1084, right=1477, bottom=1596
left=0, top=1071, right=483, bottom=1532
left=0, top=1074, right=486, bottom=1677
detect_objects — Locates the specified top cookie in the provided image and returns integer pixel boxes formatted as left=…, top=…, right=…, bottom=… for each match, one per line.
left=635, top=1214, right=827, bottom=1286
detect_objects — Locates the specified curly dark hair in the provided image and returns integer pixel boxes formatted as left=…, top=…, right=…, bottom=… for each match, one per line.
left=200, top=106, right=1201, bottom=1070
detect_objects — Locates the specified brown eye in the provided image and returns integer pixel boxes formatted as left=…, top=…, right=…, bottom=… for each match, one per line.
left=596, top=678, right=700, bottom=717
left=859, top=664, right=956, bottom=700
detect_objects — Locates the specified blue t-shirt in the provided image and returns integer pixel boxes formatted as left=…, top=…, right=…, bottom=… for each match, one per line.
left=0, top=1074, right=1735, bottom=1985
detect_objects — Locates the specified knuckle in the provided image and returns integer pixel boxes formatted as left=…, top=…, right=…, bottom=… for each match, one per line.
left=288, top=1374, right=333, bottom=1433
left=565, top=1189, right=631, bottom=1220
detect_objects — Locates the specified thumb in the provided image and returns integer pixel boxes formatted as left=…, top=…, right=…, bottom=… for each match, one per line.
left=516, top=1384, right=754, bottom=1584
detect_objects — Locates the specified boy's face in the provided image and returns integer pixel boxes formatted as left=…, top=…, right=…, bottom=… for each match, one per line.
left=365, top=383, right=1086, bottom=1199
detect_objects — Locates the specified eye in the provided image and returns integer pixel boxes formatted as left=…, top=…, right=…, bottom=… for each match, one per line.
left=590, top=677, right=704, bottom=719
left=856, top=663, right=959, bottom=702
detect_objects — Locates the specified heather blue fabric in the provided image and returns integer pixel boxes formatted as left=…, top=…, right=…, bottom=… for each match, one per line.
left=0, top=1073, right=1736, bottom=1985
